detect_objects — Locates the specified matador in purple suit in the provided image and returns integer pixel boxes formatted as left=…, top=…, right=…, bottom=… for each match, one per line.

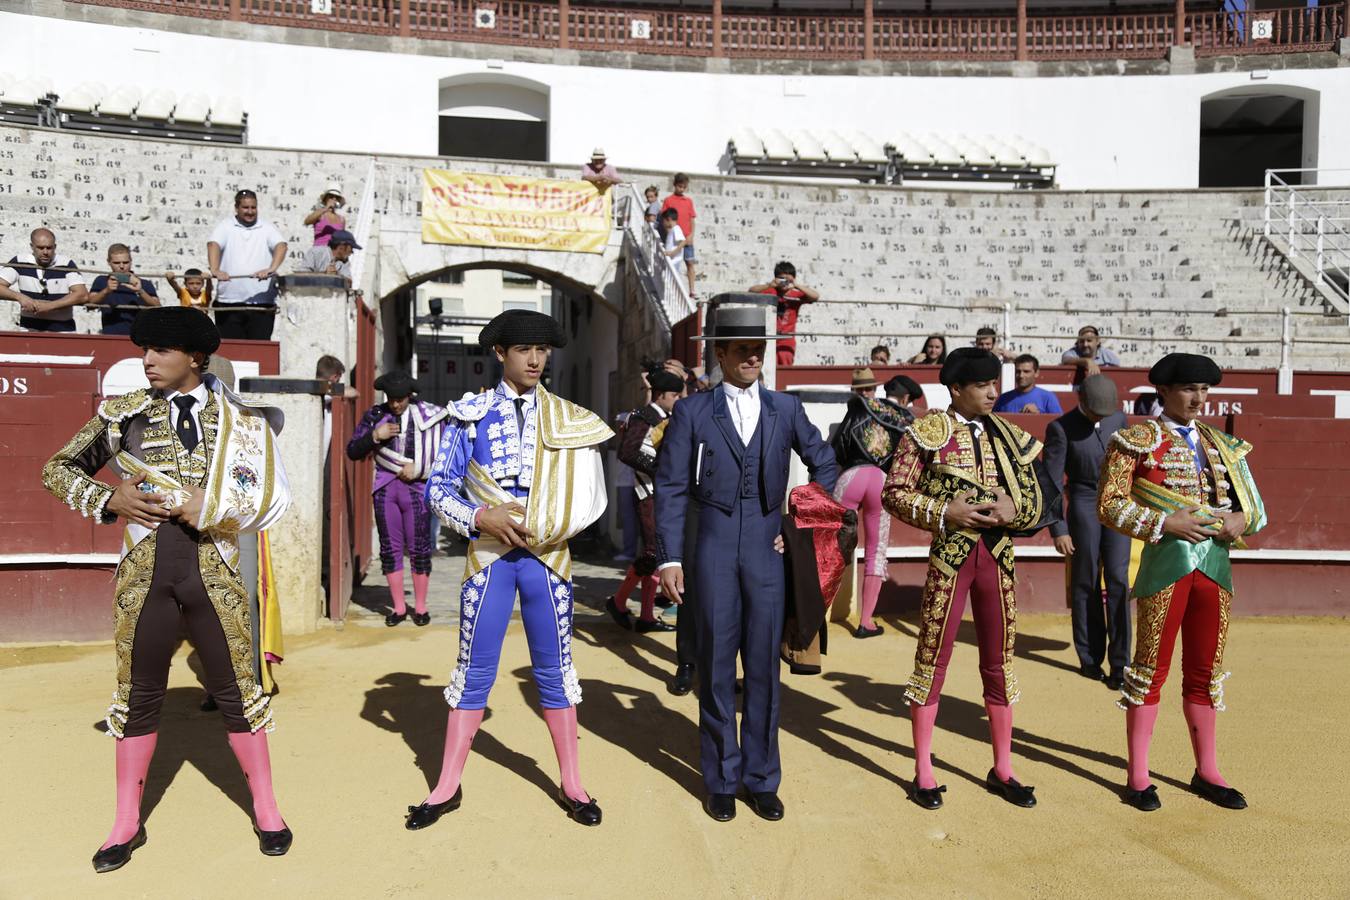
left=347, top=371, right=448, bottom=627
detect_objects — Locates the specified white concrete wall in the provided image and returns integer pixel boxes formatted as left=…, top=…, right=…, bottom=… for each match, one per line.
left=4, top=11, right=1349, bottom=190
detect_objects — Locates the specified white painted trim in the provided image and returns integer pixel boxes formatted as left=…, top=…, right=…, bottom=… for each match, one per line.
left=0, top=353, right=96, bottom=364
left=0, top=553, right=119, bottom=565
left=862, top=546, right=1350, bottom=563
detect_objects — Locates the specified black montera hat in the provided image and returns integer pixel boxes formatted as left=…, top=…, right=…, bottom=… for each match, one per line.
left=1148, top=353, right=1223, bottom=387
left=939, top=347, right=1001, bottom=386
left=479, top=309, right=567, bottom=351
left=373, top=371, right=419, bottom=398
left=130, top=306, right=221, bottom=355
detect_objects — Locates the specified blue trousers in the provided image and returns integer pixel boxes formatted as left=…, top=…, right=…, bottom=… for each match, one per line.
left=694, top=497, right=786, bottom=794
left=444, top=549, right=580, bottom=710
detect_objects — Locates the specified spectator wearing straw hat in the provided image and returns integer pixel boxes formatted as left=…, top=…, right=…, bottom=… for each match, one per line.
left=304, top=186, right=347, bottom=247
left=580, top=149, right=621, bottom=193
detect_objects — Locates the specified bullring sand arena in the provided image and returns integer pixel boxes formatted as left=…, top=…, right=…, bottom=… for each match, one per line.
left=4, top=566, right=1349, bottom=899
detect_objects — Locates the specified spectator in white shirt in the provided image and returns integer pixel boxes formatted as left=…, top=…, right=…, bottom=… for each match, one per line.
left=208, top=190, right=287, bottom=341
left=0, top=228, right=88, bottom=332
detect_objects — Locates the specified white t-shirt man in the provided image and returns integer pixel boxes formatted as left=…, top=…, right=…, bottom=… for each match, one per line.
left=209, top=217, right=285, bottom=305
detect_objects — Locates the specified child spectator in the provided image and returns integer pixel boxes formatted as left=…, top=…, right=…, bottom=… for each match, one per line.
left=661, top=173, right=697, bottom=295
left=166, top=268, right=213, bottom=309
left=659, top=209, right=688, bottom=293
left=643, top=185, right=661, bottom=228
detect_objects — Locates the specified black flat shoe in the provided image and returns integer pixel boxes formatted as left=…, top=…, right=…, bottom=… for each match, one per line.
left=253, top=824, right=293, bottom=856
left=556, top=788, right=602, bottom=826
left=411, top=611, right=431, bottom=627
left=703, top=793, right=736, bottom=822
left=92, top=826, right=146, bottom=873
left=670, top=664, right=695, bottom=696
left=1079, top=664, right=1105, bottom=682
left=405, top=787, right=463, bottom=830
left=985, top=769, right=1037, bottom=808
left=635, top=617, right=676, bottom=633
left=1104, top=675, right=1125, bottom=692
left=855, top=624, right=884, bottom=638
left=605, top=597, right=633, bottom=630
left=1190, top=772, right=1247, bottom=810
left=386, top=612, right=408, bottom=627
left=1123, top=784, right=1162, bottom=812
left=910, top=784, right=947, bottom=810
left=745, top=791, right=784, bottom=821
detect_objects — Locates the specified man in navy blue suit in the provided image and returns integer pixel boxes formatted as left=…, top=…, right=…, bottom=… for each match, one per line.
left=655, top=306, right=838, bottom=823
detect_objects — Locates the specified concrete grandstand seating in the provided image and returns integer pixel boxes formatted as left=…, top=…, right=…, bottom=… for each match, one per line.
left=0, top=124, right=1341, bottom=369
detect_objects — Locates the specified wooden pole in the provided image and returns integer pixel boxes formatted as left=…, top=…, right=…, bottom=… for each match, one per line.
left=713, top=0, right=724, bottom=57
left=1016, top=0, right=1027, bottom=60
left=399, top=0, right=410, bottom=37
left=1174, top=0, right=1186, bottom=46
left=229, top=0, right=241, bottom=22
left=1344, top=0, right=1349, bottom=39
left=559, top=0, right=570, bottom=49
left=863, top=0, right=874, bottom=60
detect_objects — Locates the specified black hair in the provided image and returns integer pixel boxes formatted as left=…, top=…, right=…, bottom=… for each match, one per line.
left=661, top=208, right=680, bottom=220
left=1014, top=354, right=1040, bottom=370
left=234, top=189, right=257, bottom=204
left=184, top=267, right=204, bottom=277
left=673, top=172, right=689, bottom=186
left=975, top=326, right=997, bottom=338
left=870, top=344, right=889, bottom=358
left=773, top=261, right=796, bottom=278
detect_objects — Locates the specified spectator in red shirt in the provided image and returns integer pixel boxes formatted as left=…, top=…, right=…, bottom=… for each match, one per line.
left=749, top=260, right=820, bottom=367
left=661, top=173, right=697, bottom=296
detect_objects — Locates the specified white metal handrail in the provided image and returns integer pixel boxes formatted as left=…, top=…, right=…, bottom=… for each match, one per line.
left=621, top=183, right=696, bottom=328
left=1264, top=168, right=1350, bottom=311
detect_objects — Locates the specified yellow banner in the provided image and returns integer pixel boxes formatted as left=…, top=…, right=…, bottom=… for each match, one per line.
left=421, top=169, right=612, bottom=254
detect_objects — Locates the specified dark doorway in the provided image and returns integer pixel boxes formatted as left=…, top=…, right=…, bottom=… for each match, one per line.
left=438, top=116, right=547, bottom=162
left=1199, top=94, right=1304, bottom=187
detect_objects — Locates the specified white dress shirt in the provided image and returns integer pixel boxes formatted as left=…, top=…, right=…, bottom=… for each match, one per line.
left=499, top=380, right=539, bottom=435
left=952, top=408, right=985, bottom=439
left=165, top=382, right=210, bottom=437
left=722, top=380, right=761, bottom=445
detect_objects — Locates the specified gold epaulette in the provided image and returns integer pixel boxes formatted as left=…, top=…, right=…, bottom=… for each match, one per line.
left=97, top=389, right=153, bottom=424
left=988, top=414, right=1043, bottom=464
left=909, top=410, right=954, bottom=452
left=1111, top=420, right=1164, bottom=455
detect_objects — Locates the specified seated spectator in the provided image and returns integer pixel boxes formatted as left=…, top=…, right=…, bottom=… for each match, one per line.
left=580, top=148, right=620, bottom=193
left=0, top=228, right=88, bottom=332
left=87, top=244, right=161, bottom=335
left=1062, top=325, right=1121, bottom=379
left=303, top=187, right=346, bottom=247
left=870, top=344, right=890, bottom=366
left=994, top=354, right=1063, bottom=414
left=166, top=268, right=213, bottom=309
left=884, top=374, right=924, bottom=420
left=295, top=229, right=360, bottom=285
left=907, top=334, right=947, bottom=365
left=643, top=185, right=661, bottom=228
left=974, top=326, right=1016, bottom=362
left=749, top=261, right=820, bottom=368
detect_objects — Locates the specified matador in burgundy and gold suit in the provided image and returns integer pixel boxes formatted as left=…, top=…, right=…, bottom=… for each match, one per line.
left=1097, top=352, right=1265, bottom=812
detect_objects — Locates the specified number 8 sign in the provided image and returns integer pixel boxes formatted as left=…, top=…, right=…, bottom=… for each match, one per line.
left=1251, top=16, right=1274, bottom=41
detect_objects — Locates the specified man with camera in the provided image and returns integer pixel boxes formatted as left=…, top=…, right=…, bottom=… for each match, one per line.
left=749, top=261, right=820, bottom=368
left=88, top=243, right=162, bottom=335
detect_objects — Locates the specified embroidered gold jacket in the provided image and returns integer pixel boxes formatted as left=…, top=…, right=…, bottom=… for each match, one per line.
left=882, top=409, right=1045, bottom=576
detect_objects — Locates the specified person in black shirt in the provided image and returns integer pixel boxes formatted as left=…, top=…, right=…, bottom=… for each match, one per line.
left=88, top=244, right=160, bottom=335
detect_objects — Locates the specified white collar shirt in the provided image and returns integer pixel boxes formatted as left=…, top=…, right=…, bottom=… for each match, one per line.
left=722, top=381, right=761, bottom=445
left=165, top=382, right=210, bottom=437
left=951, top=408, right=985, bottom=439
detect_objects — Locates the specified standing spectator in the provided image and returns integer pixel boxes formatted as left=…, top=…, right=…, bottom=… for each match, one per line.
left=1062, top=325, right=1121, bottom=379
left=0, top=228, right=88, bottom=332
left=295, top=229, right=360, bottom=286
left=662, top=174, right=697, bottom=295
left=974, top=327, right=1016, bottom=362
left=643, top=185, right=661, bottom=228
left=303, top=187, right=346, bottom=247
left=870, top=345, right=890, bottom=366
left=580, top=148, right=621, bottom=194
left=907, top=334, right=947, bottom=365
left=208, top=190, right=287, bottom=341
left=884, top=374, right=923, bottom=420
left=166, top=268, right=212, bottom=309
left=1042, top=375, right=1131, bottom=690
left=749, top=261, right=820, bottom=368
left=659, top=209, right=689, bottom=292
left=87, top=244, right=161, bottom=335
left=994, top=355, right=1063, bottom=414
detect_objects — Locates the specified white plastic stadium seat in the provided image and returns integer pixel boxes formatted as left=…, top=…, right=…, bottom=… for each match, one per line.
left=174, top=92, right=211, bottom=123
left=55, top=83, right=103, bottom=113
left=760, top=129, right=796, bottom=161
left=819, top=131, right=858, bottom=162
left=890, top=133, right=934, bottom=165
left=0, top=72, right=16, bottom=95
left=953, top=136, right=996, bottom=166
left=789, top=130, right=827, bottom=162
left=924, top=135, right=965, bottom=166
left=730, top=128, right=765, bottom=159
left=849, top=131, right=890, bottom=164
left=2, top=78, right=47, bottom=106
left=98, top=86, right=141, bottom=117
left=137, top=89, right=177, bottom=121
left=211, top=96, right=246, bottom=127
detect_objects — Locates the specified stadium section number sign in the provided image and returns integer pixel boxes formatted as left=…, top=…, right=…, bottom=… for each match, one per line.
left=421, top=169, right=612, bottom=254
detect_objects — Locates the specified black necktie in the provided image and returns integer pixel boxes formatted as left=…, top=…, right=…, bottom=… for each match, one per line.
left=174, top=395, right=199, bottom=452
left=968, top=422, right=983, bottom=476
left=513, top=397, right=526, bottom=438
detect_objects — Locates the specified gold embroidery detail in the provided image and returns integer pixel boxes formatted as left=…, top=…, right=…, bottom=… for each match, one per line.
left=1118, top=583, right=1176, bottom=708
left=908, top=410, right=954, bottom=452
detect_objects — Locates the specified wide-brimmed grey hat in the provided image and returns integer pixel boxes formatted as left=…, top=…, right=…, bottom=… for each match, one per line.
left=1079, top=374, right=1119, bottom=417
left=690, top=306, right=792, bottom=342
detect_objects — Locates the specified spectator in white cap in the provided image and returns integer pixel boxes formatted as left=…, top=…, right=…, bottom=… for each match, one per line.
left=303, top=186, right=347, bottom=247
left=295, top=229, right=361, bottom=287
left=580, top=148, right=620, bottom=193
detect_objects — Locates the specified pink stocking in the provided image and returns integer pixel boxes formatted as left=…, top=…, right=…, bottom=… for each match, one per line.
left=542, top=706, right=589, bottom=803
left=1183, top=701, right=1228, bottom=786
left=102, top=733, right=158, bottom=850
left=387, top=570, right=407, bottom=615
left=427, top=708, right=485, bottom=804
left=910, top=702, right=940, bottom=790
left=1125, top=703, right=1160, bottom=791
left=227, top=730, right=285, bottom=832
left=860, top=575, right=883, bottom=630
left=986, top=702, right=1015, bottom=783
left=614, top=567, right=640, bottom=605
left=638, top=575, right=659, bottom=621
left=412, top=573, right=430, bottom=615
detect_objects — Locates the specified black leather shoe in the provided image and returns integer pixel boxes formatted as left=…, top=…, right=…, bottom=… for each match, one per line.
left=556, top=788, right=602, bottom=826
left=92, top=826, right=146, bottom=873
left=386, top=612, right=408, bottom=627
left=605, top=597, right=633, bottom=630
left=745, top=791, right=784, bottom=821
left=1123, top=784, right=1162, bottom=812
left=412, top=611, right=431, bottom=627
left=703, top=793, right=736, bottom=822
left=670, top=664, right=694, bottom=696
left=1079, top=664, right=1106, bottom=682
left=910, top=784, right=947, bottom=810
left=1190, top=772, right=1247, bottom=809
left=635, top=617, right=676, bottom=633
left=253, top=824, right=293, bottom=856
left=1104, top=674, right=1125, bottom=692
left=405, top=787, right=463, bottom=830
left=200, top=694, right=218, bottom=712
left=855, top=623, right=884, bottom=639
left=985, top=769, right=1037, bottom=808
